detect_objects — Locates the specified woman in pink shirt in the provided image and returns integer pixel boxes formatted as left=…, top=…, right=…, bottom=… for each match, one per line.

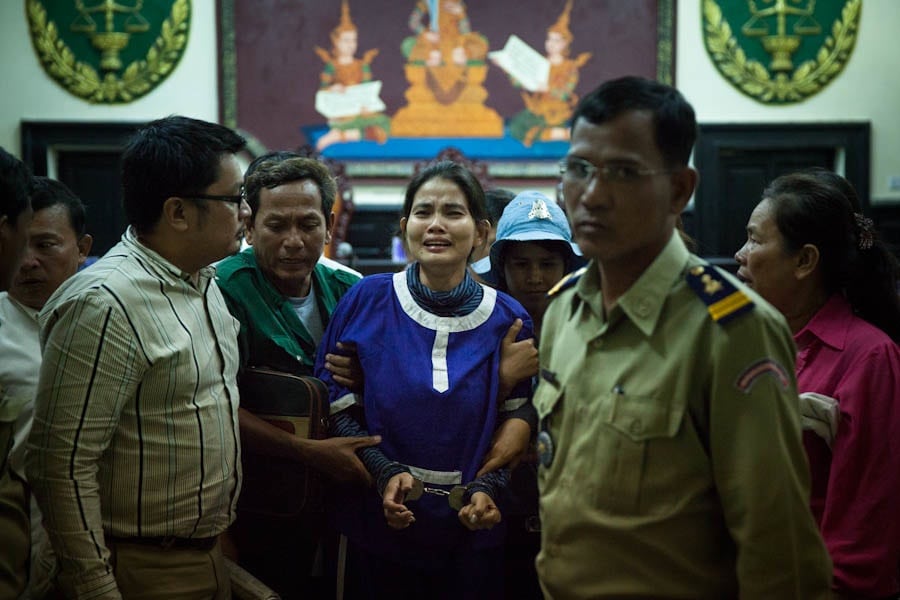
left=735, top=169, right=900, bottom=599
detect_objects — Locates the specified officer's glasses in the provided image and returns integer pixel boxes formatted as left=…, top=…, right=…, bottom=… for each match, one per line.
left=558, top=156, right=675, bottom=186
left=180, top=186, right=246, bottom=205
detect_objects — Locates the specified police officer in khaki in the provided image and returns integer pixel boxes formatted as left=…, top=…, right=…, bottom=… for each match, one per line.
left=534, top=76, right=832, bottom=598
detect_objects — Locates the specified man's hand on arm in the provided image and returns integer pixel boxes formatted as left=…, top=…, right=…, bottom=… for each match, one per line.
left=497, top=319, right=538, bottom=400
left=238, top=408, right=379, bottom=485
left=477, top=417, right=531, bottom=477
left=297, top=435, right=380, bottom=486
left=324, top=342, right=363, bottom=391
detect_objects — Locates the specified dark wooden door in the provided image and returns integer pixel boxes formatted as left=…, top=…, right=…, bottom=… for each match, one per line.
left=691, top=123, right=871, bottom=269
left=21, top=122, right=142, bottom=259
left=57, top=150, right=126, bottom=257
left=709, top=146, right=835, bottom=262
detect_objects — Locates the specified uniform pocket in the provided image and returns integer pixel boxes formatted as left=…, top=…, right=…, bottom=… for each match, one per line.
left=606, top=391, right=679, bottom=442
left=594, top=392, right=684, bottom=514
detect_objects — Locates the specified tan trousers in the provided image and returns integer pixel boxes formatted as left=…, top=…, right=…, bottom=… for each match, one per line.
left=108, top=538, right=231, bottom=600
left=0, top=420, right=29, bottom=599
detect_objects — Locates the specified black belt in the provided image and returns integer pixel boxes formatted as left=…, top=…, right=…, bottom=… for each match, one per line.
left=107, top=535, right=218, bottom=551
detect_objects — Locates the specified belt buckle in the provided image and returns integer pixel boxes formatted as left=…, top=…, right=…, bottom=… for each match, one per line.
left=159, top=536, right=178, bottom=550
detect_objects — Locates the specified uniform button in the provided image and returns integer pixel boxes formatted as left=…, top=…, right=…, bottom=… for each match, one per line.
left=635, top=298, right=652, bottom=317
left=629, top=418, right=643, bottom=435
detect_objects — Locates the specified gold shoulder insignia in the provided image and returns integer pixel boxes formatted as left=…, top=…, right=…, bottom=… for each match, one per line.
left=547, top=266, right=588, bottom=298
left=686, top=265, right=754, bottom=325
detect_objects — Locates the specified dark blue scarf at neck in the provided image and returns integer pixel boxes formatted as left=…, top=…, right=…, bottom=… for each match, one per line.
left=406, top=263, right=484, bottom=317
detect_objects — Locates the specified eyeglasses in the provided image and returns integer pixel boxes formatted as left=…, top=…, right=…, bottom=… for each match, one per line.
left=558, top=156, right=675, bottom=186
left=179, top=187, right=246, bottom=205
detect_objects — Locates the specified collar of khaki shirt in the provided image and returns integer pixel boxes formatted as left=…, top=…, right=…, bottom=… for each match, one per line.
left=575, top=231, right=690, bottom=337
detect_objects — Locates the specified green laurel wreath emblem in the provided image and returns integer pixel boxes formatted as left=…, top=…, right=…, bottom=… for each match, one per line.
left=26, top=0, right=190, bottom=104
left=703, top=0, right=860, bottom=103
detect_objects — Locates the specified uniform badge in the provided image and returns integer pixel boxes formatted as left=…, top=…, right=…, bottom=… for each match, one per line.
left=686, top=264, right=754, bottom=325
left=735, top=358, right=791, bottom=393
left=537, top=430, right=554, bottom=467
left=528, top=198, right=553, bottom=220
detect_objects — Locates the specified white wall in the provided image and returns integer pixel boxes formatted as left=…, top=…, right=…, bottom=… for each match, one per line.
left=3, top=1, right=897, bottom=202
left=0, top=1, right=219, bottom=156
left=676, top=0, right=900, bottom=202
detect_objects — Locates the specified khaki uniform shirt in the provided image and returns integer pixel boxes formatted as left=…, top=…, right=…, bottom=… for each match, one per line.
left=534, top=232, right=832, bottom=599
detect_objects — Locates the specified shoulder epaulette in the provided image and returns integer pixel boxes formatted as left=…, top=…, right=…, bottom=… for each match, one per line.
left=685, top=264, right=754, bottom=325
left=547, top=266, right=588, bottom=298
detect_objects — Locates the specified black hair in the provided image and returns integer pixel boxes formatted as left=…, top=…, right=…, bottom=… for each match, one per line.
left=244, top=151, right=302, bottom=179
left=764, top=172, right=900, bottom=342
left=29, top=177, right=87, bottom=237
left=121, top=115, right=246, bottom=233
left=802, top=167, right=862, bottom=211
left=243, top=154, right=336, bottom=223
left=571, top=76, right=697, bottom=167
left=484, top=188, right=516, bottom=226
left=403, top=160, right=488, bottom=224
left=0, top=147, right=31, bottom=224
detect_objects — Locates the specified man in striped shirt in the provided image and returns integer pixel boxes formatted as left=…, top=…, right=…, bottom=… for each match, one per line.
left=27, top=116, right=250, bottom=600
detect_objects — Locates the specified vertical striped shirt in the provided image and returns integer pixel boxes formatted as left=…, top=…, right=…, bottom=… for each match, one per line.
left=26, top=228, right=242, bottom=599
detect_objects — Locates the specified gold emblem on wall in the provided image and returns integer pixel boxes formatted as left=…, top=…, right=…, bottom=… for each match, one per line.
left=703, top=0, right=861, bottom=104
left=26, top=0, right=190, bottom=103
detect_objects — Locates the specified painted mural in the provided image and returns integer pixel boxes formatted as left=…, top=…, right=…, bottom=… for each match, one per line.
left=226, top=0, right=667, bottom=160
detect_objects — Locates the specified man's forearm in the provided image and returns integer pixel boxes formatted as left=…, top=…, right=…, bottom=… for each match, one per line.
left=28, top=457, right=120, bottom=599
left=238, top=407, right=310, bottom=461
left=329, top=410, right=398, bottom=492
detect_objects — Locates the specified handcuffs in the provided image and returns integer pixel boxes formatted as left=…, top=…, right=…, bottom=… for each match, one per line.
left=405, top=478, right=470, bottom=511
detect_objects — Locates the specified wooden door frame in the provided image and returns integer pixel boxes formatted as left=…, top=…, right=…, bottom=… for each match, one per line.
left=20, top=121, right=143, bottom=176
left=693, top=122, right=871, bottom=258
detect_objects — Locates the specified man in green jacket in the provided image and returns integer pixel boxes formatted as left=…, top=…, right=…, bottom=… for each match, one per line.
left=216, top=154, right=377, bottom=599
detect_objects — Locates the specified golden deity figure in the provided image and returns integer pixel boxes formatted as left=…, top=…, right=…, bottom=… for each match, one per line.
left=505, top=1, right=590, bottom=147
left=314, top=0, right=391, bottom=150
left=391, top=0, right=503, bottom=138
